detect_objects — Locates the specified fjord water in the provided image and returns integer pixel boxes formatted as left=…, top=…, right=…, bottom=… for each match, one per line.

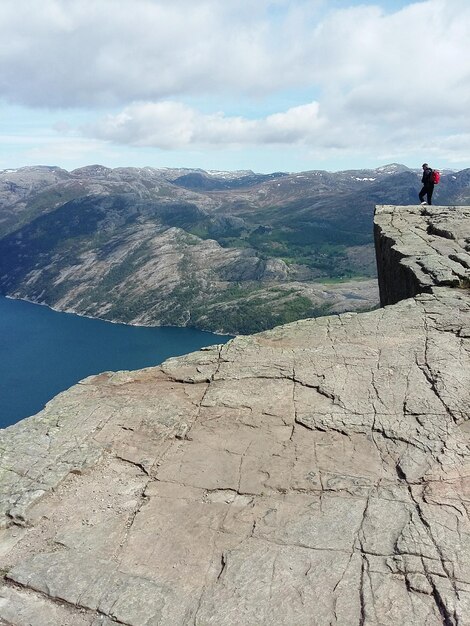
left=0, top=296, right=231, bottom=428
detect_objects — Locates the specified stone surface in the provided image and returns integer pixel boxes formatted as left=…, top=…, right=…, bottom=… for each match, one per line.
left=375, top=204, right=470, bottom=306
left=0, top=206, right=469, bottom=625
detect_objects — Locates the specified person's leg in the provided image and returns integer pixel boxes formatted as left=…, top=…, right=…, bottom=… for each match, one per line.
left=427, top=185, right=434, bottom=205
left=419, top=186, right=426, bottom=202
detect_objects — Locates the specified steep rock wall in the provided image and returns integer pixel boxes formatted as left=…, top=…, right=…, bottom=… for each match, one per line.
left=0, top=206, right=469, bottom=626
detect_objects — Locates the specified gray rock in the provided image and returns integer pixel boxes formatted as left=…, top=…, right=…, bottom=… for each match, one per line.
left=0, top=585, right=95, bottom=625
left=375, top=204, right=470, bottom=306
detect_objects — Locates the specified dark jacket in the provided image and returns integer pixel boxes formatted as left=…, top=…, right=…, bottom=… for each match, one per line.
left=422, top=167, right=434, bottom=187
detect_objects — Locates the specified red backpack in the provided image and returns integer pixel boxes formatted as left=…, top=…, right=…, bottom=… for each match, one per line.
left=432, top=170, right=440, bottom=184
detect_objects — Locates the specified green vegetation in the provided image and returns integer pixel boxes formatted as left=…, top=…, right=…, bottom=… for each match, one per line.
left=195, top=221, right=375, bottom=280
left=0, top=186, right=86, bottom=238
left=98, top=244, right=152, bottom=290
left=180, top=207, right=375, bottom=281
left=191, top=287, right=327, bottom=335
left=103, top=288, right=164, bottom=322
left=194, top=296, right=322, bottom=335
left=312, top=275, right=370, bottom=284
left=215, top=237, right=251, bottom=249
left=186, top=224, right=210, bottom=239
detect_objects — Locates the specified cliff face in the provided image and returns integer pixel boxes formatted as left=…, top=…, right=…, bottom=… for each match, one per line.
left=0, top=205, right=469, bottom=625
left=375, top=204, right=470, bottom=305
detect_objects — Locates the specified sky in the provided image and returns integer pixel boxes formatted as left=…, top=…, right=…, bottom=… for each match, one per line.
left=0, top=0, right=469, bottom=174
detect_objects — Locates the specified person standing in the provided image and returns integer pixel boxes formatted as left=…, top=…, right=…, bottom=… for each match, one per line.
left=419, top=163, right=434, bottom=205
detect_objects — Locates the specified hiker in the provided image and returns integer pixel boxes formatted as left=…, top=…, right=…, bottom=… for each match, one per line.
left=419, top=163, right=434, bottom=205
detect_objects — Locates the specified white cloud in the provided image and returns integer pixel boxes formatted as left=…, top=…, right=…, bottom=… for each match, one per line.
left=88, top=101, right=323, bottom=148
left=1, top=0, right=468, bottom=109
left=0, top=0, right=301, bottom=106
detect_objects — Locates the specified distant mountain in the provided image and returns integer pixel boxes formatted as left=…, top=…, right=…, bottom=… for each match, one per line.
left=171, top=170, right=288, bottom=191
left=0, top=164, right=468, bottom=333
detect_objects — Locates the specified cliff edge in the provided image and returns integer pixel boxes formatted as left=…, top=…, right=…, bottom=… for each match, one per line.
left=0, top=205, right=469, bottom=625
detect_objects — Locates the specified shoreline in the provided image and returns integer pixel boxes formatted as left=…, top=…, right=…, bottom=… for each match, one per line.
left=3, top=294, right=233, bottom=337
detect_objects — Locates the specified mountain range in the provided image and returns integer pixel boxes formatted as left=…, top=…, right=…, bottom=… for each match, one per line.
left=1, top=163, right=469, bottom=334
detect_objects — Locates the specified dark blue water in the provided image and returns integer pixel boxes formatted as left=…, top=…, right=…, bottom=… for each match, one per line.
left=0, top=296, right=231, bottom=428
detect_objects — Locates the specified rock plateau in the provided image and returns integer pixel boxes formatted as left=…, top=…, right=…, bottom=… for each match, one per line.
left=0, top=204, right=469, bottom=625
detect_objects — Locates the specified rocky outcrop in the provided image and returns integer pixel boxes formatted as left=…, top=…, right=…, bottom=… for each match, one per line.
left=0, top=205, right=469, bottom=625
left=375, top=204, right=470, bottom=306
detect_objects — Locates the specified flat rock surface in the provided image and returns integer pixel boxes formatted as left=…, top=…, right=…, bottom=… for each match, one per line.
left=0, top=206, right=469, bottom=625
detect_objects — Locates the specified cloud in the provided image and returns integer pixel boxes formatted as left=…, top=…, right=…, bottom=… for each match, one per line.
left=0, top=0, right=304, bottom=106
left=1, top=0, right=468, bottom=110
left=88, top=101, right=323, bottom=148
left=1, top=0, right=470, bottom=165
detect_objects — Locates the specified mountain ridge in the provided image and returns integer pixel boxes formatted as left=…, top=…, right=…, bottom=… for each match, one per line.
left=1, top=163, right=469, bottom=333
